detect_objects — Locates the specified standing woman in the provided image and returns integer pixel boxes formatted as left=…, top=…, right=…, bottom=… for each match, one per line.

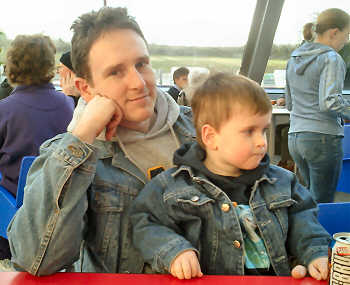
left=286, top=8, right=350, bottom=203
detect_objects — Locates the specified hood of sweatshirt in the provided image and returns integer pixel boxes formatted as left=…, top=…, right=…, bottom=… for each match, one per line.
left=173, top=142, right=269, bottom=188
left=289, top=42, right=334, bottom=75
left=67, top=88, right=180, bottom=143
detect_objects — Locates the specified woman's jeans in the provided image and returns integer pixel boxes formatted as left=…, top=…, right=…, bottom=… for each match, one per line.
left=288, top=132, right=343, bottom=203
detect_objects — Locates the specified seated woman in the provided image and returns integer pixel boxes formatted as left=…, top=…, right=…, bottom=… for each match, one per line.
left=0, top=34, right=74, bottom=259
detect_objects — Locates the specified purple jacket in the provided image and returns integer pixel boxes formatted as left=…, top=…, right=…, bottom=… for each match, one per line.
left=0, top=83, right=74, bottom=196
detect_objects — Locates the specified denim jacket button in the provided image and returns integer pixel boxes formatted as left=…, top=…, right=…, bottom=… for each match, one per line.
left=191, top=196, right=200, bottom=202
left=221, top=203, right=230, bottom=212
left=233, top=240, right=241, bottom=248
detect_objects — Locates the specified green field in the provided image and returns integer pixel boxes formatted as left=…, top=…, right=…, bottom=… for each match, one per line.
left=150, top=55, right=287, bottom=74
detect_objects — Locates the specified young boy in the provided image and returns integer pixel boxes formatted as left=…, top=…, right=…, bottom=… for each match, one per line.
left=167, top=67, right=189, bottom=102
left=130, top=73, right=330, bottom=280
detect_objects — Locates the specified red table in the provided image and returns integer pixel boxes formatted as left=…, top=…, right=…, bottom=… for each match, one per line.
left=0, top=272, right=327, bottom=285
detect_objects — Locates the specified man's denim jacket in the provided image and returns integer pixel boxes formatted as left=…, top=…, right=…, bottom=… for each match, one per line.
left=7, top=106, right=196, bottom=276
left=130, top=165, right=331, bottom=275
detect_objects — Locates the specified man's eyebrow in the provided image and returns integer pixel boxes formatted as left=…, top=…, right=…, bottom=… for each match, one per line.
left=102, top=63, right=123, bottom=77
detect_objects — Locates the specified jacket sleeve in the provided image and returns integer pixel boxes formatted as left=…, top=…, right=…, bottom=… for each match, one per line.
left=285, top=61, right=292, bottom=111
left=7, top=132, right=97, bottom=276
left=130, top=175, right=198, bottom=273
left=318, top=53, right=350, bottom=119
left=286, top=176, right=331, bottom=266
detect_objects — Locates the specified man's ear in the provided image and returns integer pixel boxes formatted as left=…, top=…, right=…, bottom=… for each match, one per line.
left=202, top=124, right=218, bottom=150
left=75, top=77, right=94, bottom=102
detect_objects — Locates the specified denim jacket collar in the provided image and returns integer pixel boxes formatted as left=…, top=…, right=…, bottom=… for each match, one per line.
left=172, top=165, right=294, bottom=208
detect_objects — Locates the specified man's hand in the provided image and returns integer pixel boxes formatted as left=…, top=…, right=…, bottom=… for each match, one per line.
left=170, top=250, right=203, bottom=280
left=72, top=95, right=123, bottom=144
left=60, top=71, right=80, bottom=97
left=291, top=257, right=328, bottom=280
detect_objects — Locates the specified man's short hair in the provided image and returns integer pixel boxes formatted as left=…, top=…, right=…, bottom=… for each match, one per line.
left=173, top=67, right=189, bottom=82
left=71, top=7, right=146, bottom=83
left=191, top=72, right=272, bottom=148
left=6, top=34, right=56, bottom=86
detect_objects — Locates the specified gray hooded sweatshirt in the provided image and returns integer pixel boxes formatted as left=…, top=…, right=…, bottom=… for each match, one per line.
left=285, top=42, right=350, bottom=136
left=68, top=89, right=182, bottom=177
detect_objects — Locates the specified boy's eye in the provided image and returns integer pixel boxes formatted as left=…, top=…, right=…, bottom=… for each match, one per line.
left=244, top=129, right=253, bottom=135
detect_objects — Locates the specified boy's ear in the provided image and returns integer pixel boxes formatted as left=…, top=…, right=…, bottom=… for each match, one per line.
left=202, top=124, right=218, bottom=150
left=75, top=77, right=94, bottom=102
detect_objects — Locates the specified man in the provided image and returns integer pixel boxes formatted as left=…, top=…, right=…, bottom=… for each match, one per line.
left=0, top=66, right=13, bottom=100
left=167, top=66, right=189, bottom=102
left=6, top=7, right=195, bottom=275
left=58, top=51, right=80, bottom=106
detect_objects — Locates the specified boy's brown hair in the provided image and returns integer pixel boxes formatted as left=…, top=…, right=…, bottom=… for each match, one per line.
left=191, top=72, right=272, bottom=148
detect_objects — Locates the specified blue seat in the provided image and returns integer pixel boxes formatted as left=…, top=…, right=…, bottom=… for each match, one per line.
left=318, top=202, right=350, bottom=236
left=343, top=124, right=350, bottom=159
left=0, top=156, right=35, bottom=238
left=336, top=125, right=350, bottom=193
left=337, top=158, right=350, bottom=194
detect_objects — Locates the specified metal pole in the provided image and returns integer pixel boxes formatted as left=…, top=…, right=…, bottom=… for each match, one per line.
left=103, top=0, right=107, bottom=6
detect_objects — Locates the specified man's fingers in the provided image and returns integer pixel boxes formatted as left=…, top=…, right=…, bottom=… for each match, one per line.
left=291, top=265, right=307, bottom=279
left=105, top=115, right=120, bottom=140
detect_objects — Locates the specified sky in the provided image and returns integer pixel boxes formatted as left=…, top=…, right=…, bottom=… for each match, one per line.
left=1, top=0, right=349, bottom=47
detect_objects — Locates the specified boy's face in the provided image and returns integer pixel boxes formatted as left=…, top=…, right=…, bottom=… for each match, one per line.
left=175, top=75, right=188, bottom=90
left=204, top=106, right=271, bottom=177
left=77, top=28, right=157, bottom=125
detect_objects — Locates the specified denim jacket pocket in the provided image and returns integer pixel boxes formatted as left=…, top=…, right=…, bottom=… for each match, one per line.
left=176, top=192, right=214, bottom=207
left=174, top=190, right=215, bottom=215
left=88, top=182, right=125, bottom=264
left=90, top=183, right=124, bottom=213
left=268, top=198, right=296, bottom=236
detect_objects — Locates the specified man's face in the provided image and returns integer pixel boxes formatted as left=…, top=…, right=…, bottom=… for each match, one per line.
left=175, top=75, right=188, bottom=90
left=81, top=29, right=157, bottom=125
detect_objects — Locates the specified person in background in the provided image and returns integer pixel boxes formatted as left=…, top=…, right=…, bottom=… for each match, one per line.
left=0, top=34, right=74, bottom=260
left=6, top=7, right=195, bottom=275
left=131, top=73, right=330, bottom=280
left=0, top=66, right=13, bottom=100
left=286, top=8, right=350, bottom=203
left=177, top=68, right=210, bottom=106
left=59, top=51, right=80, bottom=107
left=167, top=66, right=189, bottom=102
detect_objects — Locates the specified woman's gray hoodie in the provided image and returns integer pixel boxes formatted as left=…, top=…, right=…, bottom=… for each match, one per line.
left=285, top=42, right=350, bottom=136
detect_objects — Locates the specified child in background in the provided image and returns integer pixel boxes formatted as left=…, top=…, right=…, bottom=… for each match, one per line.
left=130, top=73, right=330, bottom=280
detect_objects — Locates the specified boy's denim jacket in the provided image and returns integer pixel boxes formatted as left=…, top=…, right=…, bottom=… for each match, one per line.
left=7, top=106, right=195, bottom=276
left=130, top=164, right=331, bottom=276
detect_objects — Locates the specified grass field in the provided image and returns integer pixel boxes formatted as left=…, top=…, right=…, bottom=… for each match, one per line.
left=150, top=55, right=287, bottom=74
